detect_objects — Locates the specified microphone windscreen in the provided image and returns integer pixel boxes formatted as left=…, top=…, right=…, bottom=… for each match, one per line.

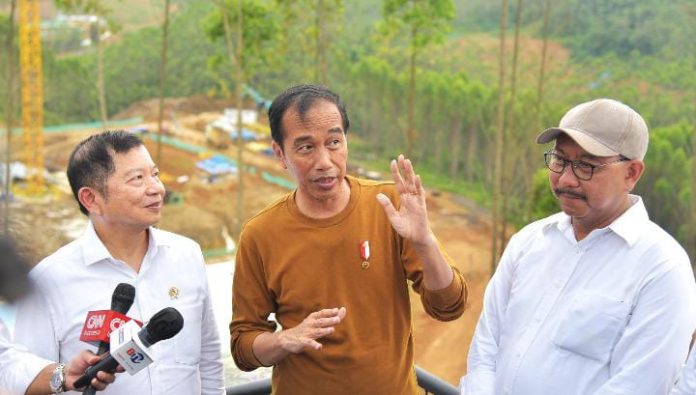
left=111, top=283, right=135, bottom=314
left=140, top=307, right=184, bottom=346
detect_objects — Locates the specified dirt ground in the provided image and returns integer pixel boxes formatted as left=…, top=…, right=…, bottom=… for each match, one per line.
left=7, top=105, right=493, bottom=386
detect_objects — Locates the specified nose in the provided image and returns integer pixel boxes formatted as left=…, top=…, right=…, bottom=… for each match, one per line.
left=315, top=147, right=332, bottom=171
left=146, top=175, right=165, bottom=195
left=556, top=163, right=580, bottom=187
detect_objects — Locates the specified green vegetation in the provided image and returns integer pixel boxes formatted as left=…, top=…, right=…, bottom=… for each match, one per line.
left=1, top=0, right=693, bottom=260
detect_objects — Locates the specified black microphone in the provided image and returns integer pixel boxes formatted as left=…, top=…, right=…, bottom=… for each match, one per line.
left=73, top=307, right=185, bottom=389
left=97, top=283, right=136, bottom=355
left=82, top=283, right=135, bottom=395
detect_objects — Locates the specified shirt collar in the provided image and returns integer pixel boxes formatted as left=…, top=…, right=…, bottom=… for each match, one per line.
left=606, top=195, right=648, bottom=247
left=542, top=195, right=647, bottom=246
left=81, top=222, right=172, bottom=266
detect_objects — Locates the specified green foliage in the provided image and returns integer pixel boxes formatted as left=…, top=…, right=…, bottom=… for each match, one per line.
left=202, top=0, right=279, bottom=71
left=2, top=0, right=693, bottom=260
left=635, top=122, right=693, bottom=243
left=270, top=0, right=345, bottom=84
left=529, top=167, right=557, bottom=221
left=201, top=0, right=281, bottom=97
left=380, top=0, right=455, bottom=50
left=543, top=0, right=694, bottom=59
left=0, top=13, right=19, bottom=125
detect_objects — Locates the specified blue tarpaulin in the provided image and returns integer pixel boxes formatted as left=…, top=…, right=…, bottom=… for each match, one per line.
left=196, top=155, right=238, bottom=175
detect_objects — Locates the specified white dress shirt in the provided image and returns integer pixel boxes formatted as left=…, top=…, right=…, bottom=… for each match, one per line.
left=461, top=196, right=696, bottom=395
left=13, top=222, right=225, bottom=395
left=0, top=319, right=52, bottom=395
left=672, top=348, right=696, bottom=395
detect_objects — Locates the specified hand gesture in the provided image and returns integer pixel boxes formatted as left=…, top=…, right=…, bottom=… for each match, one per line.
left=376, top=154, right=432, bottom=246
left=279, top=307, right=347, bottom=354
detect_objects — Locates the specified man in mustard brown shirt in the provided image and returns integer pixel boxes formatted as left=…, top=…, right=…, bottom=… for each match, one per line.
left=230, top=84, right=467, bottom=394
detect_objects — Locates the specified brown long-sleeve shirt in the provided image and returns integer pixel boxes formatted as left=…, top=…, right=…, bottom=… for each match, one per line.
left=230, top=176, right=467, bottom=394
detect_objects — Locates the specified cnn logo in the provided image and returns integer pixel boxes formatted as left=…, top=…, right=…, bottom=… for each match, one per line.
left=87, top=314, right=106, bottom=329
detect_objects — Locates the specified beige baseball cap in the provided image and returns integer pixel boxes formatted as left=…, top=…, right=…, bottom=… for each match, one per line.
left=536, top=98, right=649, bottom=160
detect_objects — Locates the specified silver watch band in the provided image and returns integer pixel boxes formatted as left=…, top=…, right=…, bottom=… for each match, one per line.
left=50, top=363, right=66, bottom=394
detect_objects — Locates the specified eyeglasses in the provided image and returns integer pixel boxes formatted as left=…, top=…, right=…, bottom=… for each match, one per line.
left=544, top=151, right=629, bottom=181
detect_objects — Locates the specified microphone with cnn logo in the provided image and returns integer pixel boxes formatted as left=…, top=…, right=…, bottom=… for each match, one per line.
left=79, top=283, right=138, bottom=395
left=73, top=307, right=185, bottom=389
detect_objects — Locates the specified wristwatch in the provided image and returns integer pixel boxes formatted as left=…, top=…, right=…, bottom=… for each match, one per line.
left=49, top=363, right=66, bottom=394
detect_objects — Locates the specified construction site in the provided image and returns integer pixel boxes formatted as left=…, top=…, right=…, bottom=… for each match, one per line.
left=0, top=1, right=497, bottom=387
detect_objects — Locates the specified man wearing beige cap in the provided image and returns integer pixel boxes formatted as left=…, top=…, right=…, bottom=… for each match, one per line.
left=460, top=98, right=696, bottom=395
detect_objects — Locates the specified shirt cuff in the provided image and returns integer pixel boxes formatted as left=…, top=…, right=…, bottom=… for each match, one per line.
left=235, top=331, right=267, bottom=371
left=460, top=369, right=496, bottom=395
left=1, top=351, right=53, bottom=395
left=424, top=267, right=466, bottom=308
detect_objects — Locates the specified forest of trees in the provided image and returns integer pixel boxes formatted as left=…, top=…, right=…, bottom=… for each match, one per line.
left=1, top=0, right=694, bottom=262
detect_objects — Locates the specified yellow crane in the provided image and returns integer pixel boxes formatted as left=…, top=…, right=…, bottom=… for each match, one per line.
left=18, top=0, right=45, bottom=193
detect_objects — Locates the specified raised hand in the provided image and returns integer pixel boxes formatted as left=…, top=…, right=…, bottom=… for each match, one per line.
left=376, top=154, right=433, bottom=246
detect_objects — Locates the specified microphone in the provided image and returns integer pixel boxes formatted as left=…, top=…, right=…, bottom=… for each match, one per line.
left=73, top=307, right=184, bottom=389
left=98, top=283, right=136, bottom=355
left=81, top=283, right=135, bottom=395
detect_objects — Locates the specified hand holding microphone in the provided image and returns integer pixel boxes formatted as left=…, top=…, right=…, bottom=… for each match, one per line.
left=73, top=307, right=185, bottom=389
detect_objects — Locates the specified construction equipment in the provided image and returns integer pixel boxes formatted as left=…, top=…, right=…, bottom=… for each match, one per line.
left=18, top=0, right=45, bottom=193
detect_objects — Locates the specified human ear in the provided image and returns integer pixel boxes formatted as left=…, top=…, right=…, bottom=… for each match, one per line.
left=77, top=187, right=102, bottom=215
left=272, top=141, right=287, bottom=169
left=625, top=160, right=645, bottom=192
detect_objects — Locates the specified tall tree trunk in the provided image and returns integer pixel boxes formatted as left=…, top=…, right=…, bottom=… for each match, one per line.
left=406, top=32, right=416, bottom=158
left=315, top=0, right=328, bottom=85
left=222, top=1, right=246, bottom=238
left=499, top=0, right=523, bottom=251
left=491, top=0, right=509, bottom=275
left=96, top=16, right=108, bottom=126
left=3, top=0, right=17, bottom=235
left=524, top=0, right=552, bottom=222
left=448, top=117, right=463, bottom=182
left=691, top=101, right=696, bottom=263
left=235, top=0, right=245, bottom=237
left=465, top=122, right=478, bottom=182
left=156, top=0, right=171, bottom=166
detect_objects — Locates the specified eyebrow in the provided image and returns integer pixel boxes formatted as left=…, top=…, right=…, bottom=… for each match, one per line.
left=552, top=148, right=600, bottom=162
left=123, top=165, right=158, bottom=177
left=291, top=127, right=344, bottom=147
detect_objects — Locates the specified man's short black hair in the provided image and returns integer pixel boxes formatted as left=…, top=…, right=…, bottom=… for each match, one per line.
left=67, top=130, right=144, bottom=215
left=268, top=84, right=350, bottom=149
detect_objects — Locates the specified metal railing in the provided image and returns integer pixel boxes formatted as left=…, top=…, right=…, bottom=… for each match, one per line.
left=226, top=365, right=459, bottom=395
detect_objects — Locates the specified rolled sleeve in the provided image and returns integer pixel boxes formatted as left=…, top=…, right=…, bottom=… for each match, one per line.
left=422, top=267, right=467, bottom=321
left=230, top=331, right=267, bottom=372
left=230, top=231, right=277, bottom=372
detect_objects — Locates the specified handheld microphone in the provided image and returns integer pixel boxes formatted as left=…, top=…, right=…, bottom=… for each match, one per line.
left=81, top=283, right=135, bottom=395
left=98, top=283, right=136, bottom=355
left=73, top=307, right=184, bottom=389
left=79, top=284, right=137, bottom=349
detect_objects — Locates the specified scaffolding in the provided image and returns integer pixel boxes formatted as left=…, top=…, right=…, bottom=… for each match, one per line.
left=18, top=0, right=45, bottom=193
